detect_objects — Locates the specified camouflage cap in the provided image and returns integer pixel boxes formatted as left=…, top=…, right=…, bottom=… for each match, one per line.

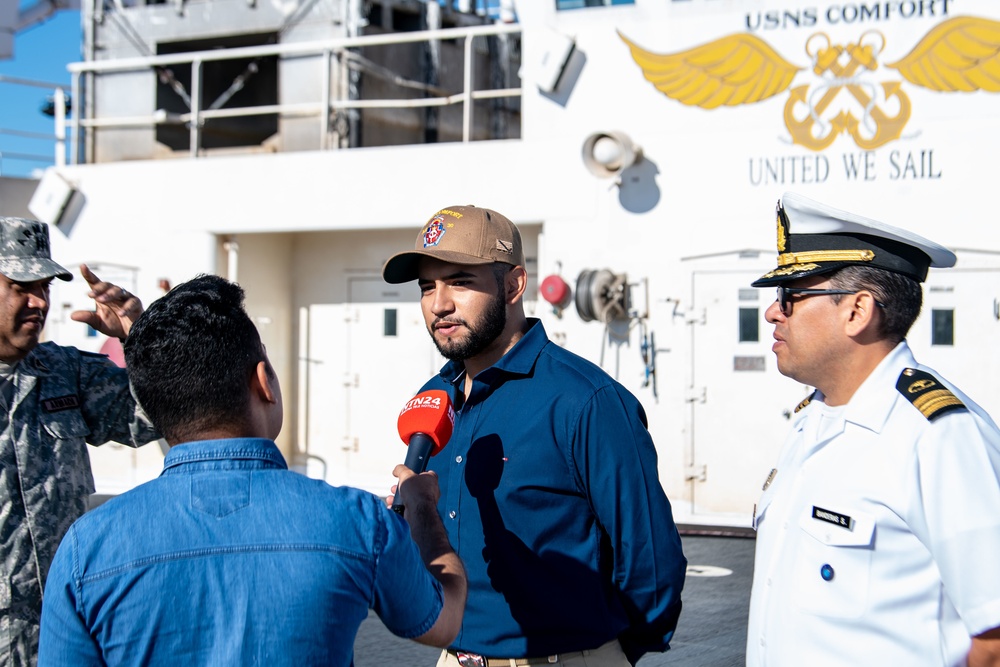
left=0, top=217, right=72, bottom=282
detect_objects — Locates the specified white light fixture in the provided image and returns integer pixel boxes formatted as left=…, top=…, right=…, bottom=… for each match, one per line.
left=581, top=131, right=643, bottom=179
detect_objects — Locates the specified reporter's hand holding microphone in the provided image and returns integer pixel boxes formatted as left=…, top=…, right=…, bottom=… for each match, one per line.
left=385, top=389, right=466, bottom=647
left=389, top=389, right=455, bottom=516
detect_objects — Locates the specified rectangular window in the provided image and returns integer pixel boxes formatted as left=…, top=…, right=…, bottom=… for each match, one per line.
left=931, top=309, right=954, bottom=346
left=739, top=307, right=759, bottom=342
left=557, top=0, right=634, bottom=10
left=384, top=308, right=398, bottom=337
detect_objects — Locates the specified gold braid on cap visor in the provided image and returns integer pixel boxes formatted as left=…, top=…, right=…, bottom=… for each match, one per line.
left=777, top=249, right=875, bottom=265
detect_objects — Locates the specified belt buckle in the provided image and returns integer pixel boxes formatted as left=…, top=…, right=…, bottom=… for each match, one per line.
left=456, top=652, right=487, bottom=667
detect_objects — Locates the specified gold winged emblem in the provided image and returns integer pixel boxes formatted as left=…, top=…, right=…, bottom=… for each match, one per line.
left=617, top=30, right=801, bottom=108
left=621, top=16, right=1000, bottom=151
left=886, top=16, right=1000, bottom=91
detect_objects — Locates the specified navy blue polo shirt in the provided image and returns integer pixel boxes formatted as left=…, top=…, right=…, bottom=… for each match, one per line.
left=424, top=319, right=686, bottom=662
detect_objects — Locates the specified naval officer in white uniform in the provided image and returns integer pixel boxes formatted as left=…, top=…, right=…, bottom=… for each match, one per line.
left=747, top=192, right=1000, bottom=666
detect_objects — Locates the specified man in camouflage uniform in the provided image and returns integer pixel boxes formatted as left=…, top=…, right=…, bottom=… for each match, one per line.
left=0, top=217, right=159, bottom=666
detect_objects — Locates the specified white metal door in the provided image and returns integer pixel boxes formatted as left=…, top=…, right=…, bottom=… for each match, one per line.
left=304, top=278, right=444, bottom=494
left=688, top=266, right=1000, bottom=524
left=688, top=270, right=812, bottom=521
left=301, top=303, right=347, bottom=482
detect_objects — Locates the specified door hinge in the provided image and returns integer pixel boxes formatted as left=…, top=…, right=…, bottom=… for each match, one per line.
left=685, top=464, right=707, bottom=482
left=686, top=308, right=706, bottom=325
left=685, top=387, right=707, bottom=403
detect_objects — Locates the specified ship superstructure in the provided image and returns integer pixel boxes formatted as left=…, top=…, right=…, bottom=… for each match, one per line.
left=6, top=0, right=1000, bottom=527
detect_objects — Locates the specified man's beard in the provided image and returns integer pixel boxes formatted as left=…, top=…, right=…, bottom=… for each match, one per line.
left=431, top=289, right=507, bottom=361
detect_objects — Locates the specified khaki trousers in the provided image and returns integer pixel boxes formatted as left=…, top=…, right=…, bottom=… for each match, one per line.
left=436, top=639, right=629, bottom=667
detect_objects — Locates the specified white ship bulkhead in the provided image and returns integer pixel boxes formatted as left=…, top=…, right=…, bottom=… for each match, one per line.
left=20, top=0, right=1000, bottom=528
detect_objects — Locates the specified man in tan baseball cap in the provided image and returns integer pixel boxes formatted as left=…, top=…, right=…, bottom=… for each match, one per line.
left=0, top=216, right=160, bottom=664
left=381, top=205, right=686, bottom=667
left=382, top=205, right=524, bottom=284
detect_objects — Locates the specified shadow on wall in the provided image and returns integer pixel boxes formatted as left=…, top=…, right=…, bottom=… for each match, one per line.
left=619, top=157, right=660, bottom=213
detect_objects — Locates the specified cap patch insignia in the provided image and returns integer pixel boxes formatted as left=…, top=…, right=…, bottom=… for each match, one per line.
left=896, top=368, right=966, bottom=421
left=423, top=216, right=446, bottom=248
left=495, top=239, right=513, bottom=255
left=17, top=223, right=49, bottom=253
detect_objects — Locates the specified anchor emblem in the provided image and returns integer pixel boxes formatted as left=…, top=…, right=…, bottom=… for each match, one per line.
left=784, top=31, right=910, bottom=151
left=619, top=16, right=1000, bottom=152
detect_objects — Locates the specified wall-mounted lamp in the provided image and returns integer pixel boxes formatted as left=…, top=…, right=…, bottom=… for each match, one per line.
left=581, top=131, right=643, bottom=180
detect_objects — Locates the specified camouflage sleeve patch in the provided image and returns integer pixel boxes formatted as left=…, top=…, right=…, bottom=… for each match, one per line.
left=896, top=368, right=966, bottom=421
left=794, top=391, right=816, bottom=413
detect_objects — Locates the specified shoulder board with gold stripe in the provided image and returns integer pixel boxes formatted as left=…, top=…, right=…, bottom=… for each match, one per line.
left=794, top=391, right=816, bottom=413
left=896, top=368, right=966, bottom=421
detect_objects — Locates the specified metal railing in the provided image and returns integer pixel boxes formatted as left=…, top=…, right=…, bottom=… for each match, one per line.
left=0, top=73, right=69, bottom=175
left=66, top=22, right=522, bottom=163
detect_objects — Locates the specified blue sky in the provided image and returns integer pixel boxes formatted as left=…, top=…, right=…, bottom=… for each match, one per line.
left=0, top=8, right=81, bottom=178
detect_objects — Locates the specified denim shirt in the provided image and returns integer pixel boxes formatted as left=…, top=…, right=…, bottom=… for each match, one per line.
left=38, top=438, right=443, bottom=667
left=424, top=319, right=686, bottom=663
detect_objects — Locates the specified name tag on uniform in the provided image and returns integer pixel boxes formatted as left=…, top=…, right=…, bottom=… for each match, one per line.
left=811, top=505, right=854, bottom=530
left=42, top=395, right=80, bottom=412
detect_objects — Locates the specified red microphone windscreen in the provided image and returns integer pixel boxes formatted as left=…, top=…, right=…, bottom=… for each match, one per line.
left=397, top=390, right=455, bottom=456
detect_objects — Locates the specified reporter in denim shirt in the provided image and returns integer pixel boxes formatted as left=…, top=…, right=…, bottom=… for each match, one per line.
left=37, top=274, right=466, bottom=666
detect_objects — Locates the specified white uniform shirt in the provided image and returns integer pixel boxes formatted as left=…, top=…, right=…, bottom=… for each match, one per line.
left=747, top=341, right=1000, bottom=667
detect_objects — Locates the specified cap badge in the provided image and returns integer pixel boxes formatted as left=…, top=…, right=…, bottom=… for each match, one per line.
left=17, top=223, right=49, bottom=254
left=495, top=239, right=513, bottom=255
left=423, top=216, right=446, bottom=248
left=776, top=211, right=787, bottom=252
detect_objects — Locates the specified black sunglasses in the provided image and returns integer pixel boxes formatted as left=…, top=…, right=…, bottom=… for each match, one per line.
left=776, top=286, right=885, bottom=316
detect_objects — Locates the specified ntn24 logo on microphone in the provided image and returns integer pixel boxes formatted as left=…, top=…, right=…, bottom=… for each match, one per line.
left=398, top=390, right=456, bottom=426
left=401, top=393, right=445, bottom=412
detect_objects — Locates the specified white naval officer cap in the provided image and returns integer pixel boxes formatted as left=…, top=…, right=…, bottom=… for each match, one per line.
left=752, top=192, right=956, bottom=287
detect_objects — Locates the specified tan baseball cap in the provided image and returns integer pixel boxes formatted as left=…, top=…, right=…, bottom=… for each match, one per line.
left=0, top=217, right=72, bottom=282
left=382, top=205, right=524, bottom=284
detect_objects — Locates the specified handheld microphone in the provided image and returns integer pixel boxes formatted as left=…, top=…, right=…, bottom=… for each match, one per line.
left=391, top=390, right=455, bottom=514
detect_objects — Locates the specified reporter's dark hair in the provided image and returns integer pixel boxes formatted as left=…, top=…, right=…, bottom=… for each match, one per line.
left=829, top=265, right=923, bottom=343
left=124, top=274, right=267, bottom=443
